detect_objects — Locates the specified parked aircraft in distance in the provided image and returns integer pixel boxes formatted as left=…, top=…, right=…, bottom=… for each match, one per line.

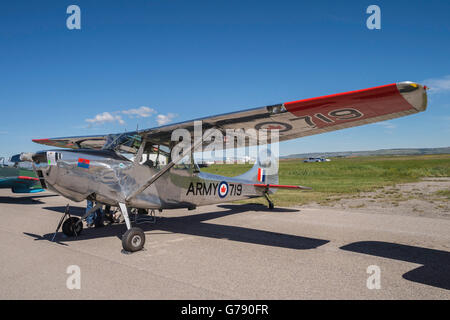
left=0, top=156, right=43, bottom=194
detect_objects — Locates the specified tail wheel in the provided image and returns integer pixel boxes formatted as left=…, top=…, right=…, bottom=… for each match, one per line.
left=62, top=217, right=83, bottom=237
left=122, top=227, right=145, bottom=252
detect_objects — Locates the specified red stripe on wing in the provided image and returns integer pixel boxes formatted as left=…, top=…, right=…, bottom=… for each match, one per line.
left=284, top=83, right=413, bottom=129
left=18, top=176, right=39, bottom=181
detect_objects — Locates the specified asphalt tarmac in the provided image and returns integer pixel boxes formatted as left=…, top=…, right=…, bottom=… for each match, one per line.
left=0, top=189, right=448, bottom=299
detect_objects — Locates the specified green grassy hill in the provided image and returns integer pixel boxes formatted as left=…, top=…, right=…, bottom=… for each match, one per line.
left=282, top=147, right=450, bottom=159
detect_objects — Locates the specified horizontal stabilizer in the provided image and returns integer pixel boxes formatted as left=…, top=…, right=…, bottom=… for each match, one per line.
left=252, top=184, right=311, bottom=190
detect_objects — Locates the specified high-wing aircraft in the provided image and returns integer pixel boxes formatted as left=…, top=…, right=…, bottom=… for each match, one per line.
left=23, top=81, right=428, bottom=252
left=0, top=156, right=44, bottom=194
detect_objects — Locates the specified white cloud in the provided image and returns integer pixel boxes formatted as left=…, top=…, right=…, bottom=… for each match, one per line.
left=156, top=113, right=177, bottom=125
left=85, top=106, right=156, bottom=127
left=121, top=106, right=156, bottom=118
left=375, top=121, right=396, bottom=129
left=85, top=107, right=176, bottom=127
left=85, top=112, right=125, bottom=126
left=422, top=75, right=450, bottom=93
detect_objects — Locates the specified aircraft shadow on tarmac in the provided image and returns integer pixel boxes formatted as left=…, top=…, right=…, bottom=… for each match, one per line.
left=0, top=194, right=57, bottom=205
left=24, top=203, right=330, bottom=251
left=340, top=241, right=450, bottom=291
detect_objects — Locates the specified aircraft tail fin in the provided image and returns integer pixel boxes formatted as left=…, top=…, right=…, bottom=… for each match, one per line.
left=235, top=148, right=311, bottom=192
left=234, top=148, right=279, bottom=185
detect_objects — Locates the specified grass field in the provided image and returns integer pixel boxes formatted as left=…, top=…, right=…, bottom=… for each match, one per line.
left=201, top=154, right=450, bottom=207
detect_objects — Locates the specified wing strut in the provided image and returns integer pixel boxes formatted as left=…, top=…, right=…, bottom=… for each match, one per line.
left=134, top=138, right=147, bottom=165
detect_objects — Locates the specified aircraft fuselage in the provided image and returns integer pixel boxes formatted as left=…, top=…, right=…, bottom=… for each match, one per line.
left=32, top=149, right=264, bottom=209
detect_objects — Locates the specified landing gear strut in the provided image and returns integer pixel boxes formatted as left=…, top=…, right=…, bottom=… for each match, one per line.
left=119, top=203, right=145, bottom=252
left=264, top=192, right=274, bottom=210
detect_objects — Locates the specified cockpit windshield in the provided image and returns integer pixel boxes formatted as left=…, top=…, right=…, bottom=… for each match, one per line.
left=103, top=132, right=143, bottom=153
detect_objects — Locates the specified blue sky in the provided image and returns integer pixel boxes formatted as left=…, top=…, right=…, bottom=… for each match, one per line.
left=0, top=0, right=449, bottom=157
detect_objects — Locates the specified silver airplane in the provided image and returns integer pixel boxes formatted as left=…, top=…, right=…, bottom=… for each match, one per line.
left=22, top=82, right=428, bottom=252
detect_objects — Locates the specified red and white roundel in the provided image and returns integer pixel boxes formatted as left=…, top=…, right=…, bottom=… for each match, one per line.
left=218, top=181, right=229, bottom=198
left=254, top=121, right=292, bottom=132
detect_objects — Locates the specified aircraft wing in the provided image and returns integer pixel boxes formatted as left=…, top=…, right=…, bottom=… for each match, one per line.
left=0, top=175, right=43, bottom=193
left=32, top=134, right=108, bottom=150
left=32, top=81, right=427, bottom=151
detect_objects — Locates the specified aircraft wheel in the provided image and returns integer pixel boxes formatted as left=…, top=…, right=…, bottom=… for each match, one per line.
left=62, top=217, right=83, bottom=237
left=269, top=202, right=274, bottom=210
left=122, top=227, right=145, bottom=252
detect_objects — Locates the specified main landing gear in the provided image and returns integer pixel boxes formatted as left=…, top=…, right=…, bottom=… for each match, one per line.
left=122, top=227, right=145, bottom=252
left=59, top=202, right=103, bottom=237
left=62, top=217, right=83, bottom=237
left=53, top=203, right=146, bottom=253
left=119, top=203, right=145, bottom=252
left=52, top=204, right=83, bottom=241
